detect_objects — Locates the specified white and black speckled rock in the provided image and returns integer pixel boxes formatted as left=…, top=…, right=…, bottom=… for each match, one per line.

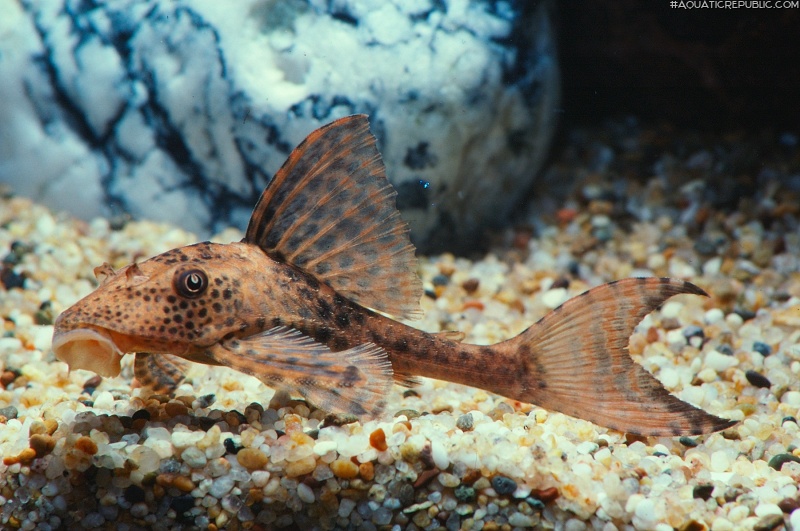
left=1, top=0, right=559, bottom=253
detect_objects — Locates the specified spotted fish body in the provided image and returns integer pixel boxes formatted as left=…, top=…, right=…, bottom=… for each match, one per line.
left=52, top=115, right=735, bottom=436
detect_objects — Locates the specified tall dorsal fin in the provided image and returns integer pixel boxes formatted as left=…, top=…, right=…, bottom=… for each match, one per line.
left=245, top=115, right=422, bottom=320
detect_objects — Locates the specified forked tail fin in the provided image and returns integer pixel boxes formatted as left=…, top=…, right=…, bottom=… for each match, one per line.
left=507, top=277, right=735, bottom=436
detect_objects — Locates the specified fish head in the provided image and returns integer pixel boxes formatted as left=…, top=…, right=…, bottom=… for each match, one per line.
left=52, top=241, right=259, bottom=376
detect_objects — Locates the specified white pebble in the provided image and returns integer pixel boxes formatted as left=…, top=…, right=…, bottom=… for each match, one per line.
left=754, top=503, right=783, bottom=517
left=296, top=483, right=315, bottom=504
left=209, top=475, right=235, bottom=498
left=171, top=430, right=205, bottom=448
left=181, top=446, right=207, bottom=468
left=704, top=350, right=738, bottom=372
left=633, top=498, right=656, bottom=526
left=790, top=508, right=800, bottom=530
left=145, top=427, right=171, bottom=441
left=313, top=440, right=337, bottom=456
left=704, top=308, right=725, bottom=324
left=541, top=288, right=567, bottom=309
left=661, top=301, right=683, bottom=319
left=781, top=391, right=800, bottom=407
left=430, top=440, right=449, bottom=470
left=94, top=391, right=114, bottom=409
left=709, top=451, right=731, bottom=472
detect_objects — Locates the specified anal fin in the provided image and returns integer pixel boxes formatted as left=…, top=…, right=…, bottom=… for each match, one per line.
left=205, top=327, right=394, bottom=419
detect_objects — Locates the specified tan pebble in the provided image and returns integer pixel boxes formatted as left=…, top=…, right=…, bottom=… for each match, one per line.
left=156, top=473, right=175, bottom=487
left=3, top=447, right=36, bottom=466
left=173, top=475, right=195, bottom=492
left=359, top=462, right=374, bottom=481
left=392, top=421, right=411, bottom=435
left=289, top=431, right=315, bottom=447
left=369, top=428, right=387, bottom=452
left=175, top=395, right=195, bottom=407
left=29, top=434, right=56, bottom=458
left=285, top=456, right=317, bottom=477
left=164, top=401, right=189, bottom=418
left=153, top=483, right=165, bottom=498
left=284, top=414, right=303, bottom=433
left=330, top=458, right=359, bottom=479
left=75, top=436, right=98, bottom=455
left=237, top=448, right=269, bottom=470
left=44, top=418, right=58, bottom=435
left=29, top=420, right=48, bottom=436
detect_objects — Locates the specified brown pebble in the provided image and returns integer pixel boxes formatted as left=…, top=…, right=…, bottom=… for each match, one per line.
left=462, top=278, right=480, bottom=294
left=164, top=401, right=189, bottom=418
left=237, top=448, right=269, bottom=470
left=75, top=436, right=98, bottom=455
left=29, top=434, right=56, bottom=458
left=646, top=326, right=660, bottom=343
left=82, top=374, right=102, bottom=391
left=461, top=469, right=481, bottom=485
left=1, top=370, right=17, bottom=388
left=359, top=462, right=374, bottom=481
left=330, top=458, right=359, bottom=479
left=530, top=486, right=559, bottom=503
left=778, top=496, right=800, bottom=513
left=369, top=428, right=388, bottom=452
left=413, top=467, right=439, bottom=488
left=679, top=520, right=706, bottom=531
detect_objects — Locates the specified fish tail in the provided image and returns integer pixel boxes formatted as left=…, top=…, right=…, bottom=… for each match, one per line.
left=504, top=277, right=735, bottom=436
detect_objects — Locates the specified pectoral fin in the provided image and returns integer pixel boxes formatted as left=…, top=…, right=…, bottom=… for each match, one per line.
left=206, top=327, right=394, bottom=419
left=134, top=352, right=189, bottom=395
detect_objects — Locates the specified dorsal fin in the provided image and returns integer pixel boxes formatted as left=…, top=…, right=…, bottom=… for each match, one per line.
left=245, top=115, right=422, bottom=320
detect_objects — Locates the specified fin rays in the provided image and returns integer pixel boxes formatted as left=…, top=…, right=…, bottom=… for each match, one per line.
left=245, top=115, right=422, bottom=320
left=509, top=278, right=735, bottom=436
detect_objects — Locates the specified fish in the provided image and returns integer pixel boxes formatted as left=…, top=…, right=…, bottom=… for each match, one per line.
left=51, top=114, right=735, bottom=436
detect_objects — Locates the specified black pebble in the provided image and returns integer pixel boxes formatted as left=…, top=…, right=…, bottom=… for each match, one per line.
left=745, top=370, right=771, bottom=388
left=679, top=436, right=699, bottom=448
left=491, top=475, right=517, bottom=495
left=132, top=409, right=151, bottom=421
left=752, top=341, right=772, bottom=356
left=693, top=484, right=714, bottom=500
left=170, top=494, right=196, bottom=514
left=682, top=325, right=704, bottom=342
left=224, top=437, right=242, bottom=454
left=717, top=344, right=734, bottom=356
left=124, top=485, right=146, bottom=504
left=768, top=453, right=800, bottom=471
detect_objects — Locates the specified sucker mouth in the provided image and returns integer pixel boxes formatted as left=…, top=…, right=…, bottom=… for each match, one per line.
left=52, top=327, right=125, bottom=377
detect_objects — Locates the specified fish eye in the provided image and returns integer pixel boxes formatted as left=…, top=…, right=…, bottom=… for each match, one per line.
left=175, top=269, right=208, bottom=298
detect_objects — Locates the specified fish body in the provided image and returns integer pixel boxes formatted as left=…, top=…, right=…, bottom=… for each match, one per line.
left=52, top=115, right=735, bottom=436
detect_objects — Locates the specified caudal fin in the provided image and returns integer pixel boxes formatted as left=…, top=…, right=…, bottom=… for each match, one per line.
left=507, top=277, right=735, bottom=436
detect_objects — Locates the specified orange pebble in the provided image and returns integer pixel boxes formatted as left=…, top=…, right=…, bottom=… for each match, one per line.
left=369, top=428, right=388, bottom=452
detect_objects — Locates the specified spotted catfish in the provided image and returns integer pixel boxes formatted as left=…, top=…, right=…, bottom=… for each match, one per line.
left=52, top=115, right=734, bottom=436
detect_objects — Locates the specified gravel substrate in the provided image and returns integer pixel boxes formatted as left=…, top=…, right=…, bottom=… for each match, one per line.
left=1, top=121, right=800, bottom=530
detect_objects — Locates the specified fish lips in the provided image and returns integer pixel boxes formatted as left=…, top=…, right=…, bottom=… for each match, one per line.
left=51, top=326, right=125, bottom=377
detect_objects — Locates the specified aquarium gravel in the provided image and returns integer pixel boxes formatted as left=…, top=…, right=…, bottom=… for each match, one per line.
left=2, top=121, right=800, bottom=530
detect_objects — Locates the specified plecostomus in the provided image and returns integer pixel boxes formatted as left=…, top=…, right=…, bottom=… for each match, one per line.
left=52, top=115, right=734, bottom=436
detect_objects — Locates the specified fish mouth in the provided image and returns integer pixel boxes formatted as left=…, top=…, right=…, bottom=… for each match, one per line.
left=52, top=327, right=125, bottom=377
